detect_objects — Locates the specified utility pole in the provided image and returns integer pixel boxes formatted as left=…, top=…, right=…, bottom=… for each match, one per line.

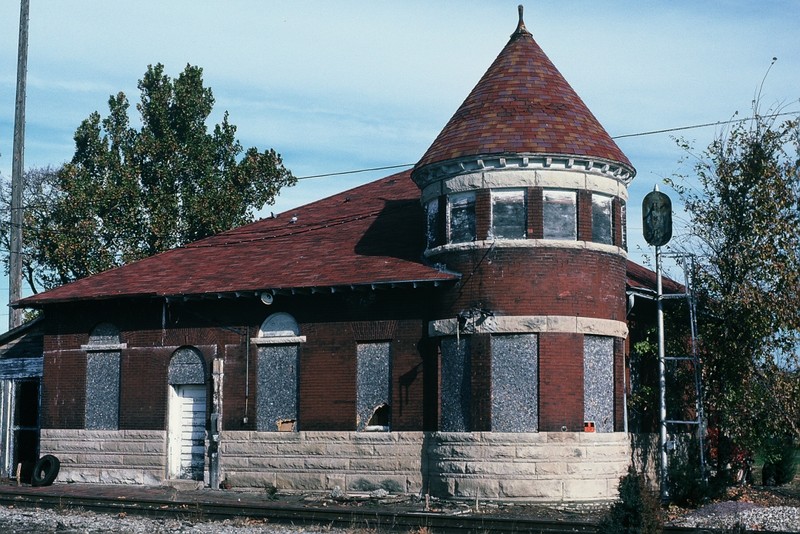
left=642, top=185, right=673, bottom=503
left=9, top=0, right=30, bottom=330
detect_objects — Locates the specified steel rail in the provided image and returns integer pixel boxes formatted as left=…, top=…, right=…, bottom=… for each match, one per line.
left=0, top=490, right=762, bottom=534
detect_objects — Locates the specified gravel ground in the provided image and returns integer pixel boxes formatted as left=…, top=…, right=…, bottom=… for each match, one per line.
left=671, top=501, right=800, bottom=532
left=0, top=505, right=351, bottom=534
left=0, top=486, right=798, bottom=533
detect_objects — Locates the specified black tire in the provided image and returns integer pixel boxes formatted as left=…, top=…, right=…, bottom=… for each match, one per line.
left=31, top=454, right=60, bottom=487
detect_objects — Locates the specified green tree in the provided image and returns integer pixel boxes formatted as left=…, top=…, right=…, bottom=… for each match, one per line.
left=668, top=105, right=800, bottom=477
left=31, top=63, right=294, bottom=290
left=0, top=166, right=61, bottom=294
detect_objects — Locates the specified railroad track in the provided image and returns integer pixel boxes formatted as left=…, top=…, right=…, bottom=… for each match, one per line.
left=0, top=491, right=737, bottom=533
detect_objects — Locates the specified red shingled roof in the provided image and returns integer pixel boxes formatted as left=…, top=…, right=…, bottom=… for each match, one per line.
left=19, top=170, right=673, bottom=308
left=415, top=14, right=632, bottom=170
left=626, top=260, right=685, bottom=295
left=18, top=171, right=458, bottom=307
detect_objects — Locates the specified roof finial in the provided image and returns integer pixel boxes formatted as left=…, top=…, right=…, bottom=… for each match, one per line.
left=511, top=4, right=532, bottom=39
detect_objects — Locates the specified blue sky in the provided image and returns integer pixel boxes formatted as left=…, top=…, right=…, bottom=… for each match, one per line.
left=1, top=1, right=799, bottom=328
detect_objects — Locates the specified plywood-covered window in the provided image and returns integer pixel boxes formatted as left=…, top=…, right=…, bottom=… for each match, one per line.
left=584, top=335, right=614, bottom=432
left=542, top=190, right=576, bottom=240
left=254, top=313, right=304, bottom=432
left=356, top=342, right=391, bottom=431
left=491, top=334, right=538, bottom=432
left=448, top=192, right=476, bottom=243
left=491, top=189, right=527, bottom=239
left=440, top=337, right=471, bottom=432
left=592, top=193, right=613, bottom=245
left=83, top=323, right=124, bottom=430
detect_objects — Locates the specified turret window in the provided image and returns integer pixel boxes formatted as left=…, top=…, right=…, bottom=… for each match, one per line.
left=425, top=198, right=439, bottom=248
left=448, top=192, right=476, bottom=243
left=490, top=189, right=527, bottom=239
left=591, top=194, right=613, bottom=245
left=620, top=200, right=627, bottom=249
left=542, top=190, right=576, bottom=240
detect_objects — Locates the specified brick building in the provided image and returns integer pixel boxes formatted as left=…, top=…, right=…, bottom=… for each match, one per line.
left=16, top=8, right=668, bottom=501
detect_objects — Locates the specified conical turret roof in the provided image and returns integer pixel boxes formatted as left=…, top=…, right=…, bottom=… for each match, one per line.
left=415, top=7, right=632, bottom=171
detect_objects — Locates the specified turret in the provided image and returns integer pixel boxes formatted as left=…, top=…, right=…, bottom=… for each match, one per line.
left=412, top=6, right=635, bottom=434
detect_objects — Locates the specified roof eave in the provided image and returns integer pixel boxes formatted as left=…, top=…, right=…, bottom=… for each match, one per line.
left=17, top=276, right=461, bottom=309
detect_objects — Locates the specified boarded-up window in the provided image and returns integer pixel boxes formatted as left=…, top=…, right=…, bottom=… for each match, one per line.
left=168, top=347, right=205, bottom=385
left=491, top=335, right=538, bottom=432
left=440, top=337, right=471, bottom=431
left=448, top=192, right=476, bottom=243
left=85, top=323, right=121, bottom=430
left=491, top=189, right=527, bottom=239
left=543, top=190, right=576, bottom=240
left=356, top=342, right=391, bottom=431
left=584, top=335, right=614, bottom=432
left=256, top=313, right=301, bottom=432
left=426, top=198, right=439, bottom=249
left=256, top=345, right=299, bottom=431
left=592, top=194, right=613, bottom=245
left=85, top=353, right=120, bottom=430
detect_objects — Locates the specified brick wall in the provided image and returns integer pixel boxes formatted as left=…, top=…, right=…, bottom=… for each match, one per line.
left=119, top=348, right=170, bottom=430
left=528, top=187, right=543, bottom=238
left=538, top=333, right=584, bottom=432
left=577, top=190, right=592, bottom=242
left=40, top=297, right=433, bottom=434
left=435, top=247, right=626, bottom=321
left=41, top=351, right=86, bottom=429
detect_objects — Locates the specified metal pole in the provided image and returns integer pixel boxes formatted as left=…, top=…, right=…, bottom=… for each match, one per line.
left=657, top=245, right=669, bottom=502
left=9, top=0, right=30, bottom=329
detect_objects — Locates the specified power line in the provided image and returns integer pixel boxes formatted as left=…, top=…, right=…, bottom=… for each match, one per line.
left=293, top=110, right=800, bottom=181
left=4, top=111, right=796, bottom=186
left=296, top=163, right=414, bottom=181
left=611, top=111, right=799, bottom=140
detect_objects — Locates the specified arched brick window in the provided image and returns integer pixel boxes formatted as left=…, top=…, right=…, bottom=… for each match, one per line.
left=168, top=347, right=206, bottom=385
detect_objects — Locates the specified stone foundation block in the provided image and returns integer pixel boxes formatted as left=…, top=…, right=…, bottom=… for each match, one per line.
left=453, top=477, right=500, bottom=499
left=499, top=478, right=563, bottom=499
left=346, top=475, right=410, bottom=494
left=563, top=478, right=612, bottom=501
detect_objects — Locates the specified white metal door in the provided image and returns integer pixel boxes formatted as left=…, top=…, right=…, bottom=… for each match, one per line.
left=168, top=384, right=206, bottom=480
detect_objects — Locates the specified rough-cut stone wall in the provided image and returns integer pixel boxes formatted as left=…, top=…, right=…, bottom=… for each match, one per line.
left=40, top=429, right=167, bottom=485
left=41, top=429, right=630, bottom=501
left=428, top=432, right=630, bottom=501
left=220, top=431, right=424, bottom=493
left=220, top=431, right=630, bottom=502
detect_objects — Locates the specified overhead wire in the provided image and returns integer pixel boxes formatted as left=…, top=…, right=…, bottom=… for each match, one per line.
left=1, top=110, right=798, bottom=252
left=290, top=110, right=800, bottom=181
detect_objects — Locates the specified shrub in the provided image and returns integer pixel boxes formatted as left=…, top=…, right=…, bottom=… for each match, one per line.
left=762, top=435, right=797, bottom=486
left=598, top=466, right=663, bottom=534
left=668, top=437, right=721, bottom=507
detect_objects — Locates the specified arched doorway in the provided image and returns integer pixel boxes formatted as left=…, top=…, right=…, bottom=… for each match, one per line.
left=167, top=347, right=206, bottom=481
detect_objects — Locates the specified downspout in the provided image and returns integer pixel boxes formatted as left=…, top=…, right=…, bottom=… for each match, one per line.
left=244, top=326, right=250, bottom=424
left=624, top=292, right=636, bottom=434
